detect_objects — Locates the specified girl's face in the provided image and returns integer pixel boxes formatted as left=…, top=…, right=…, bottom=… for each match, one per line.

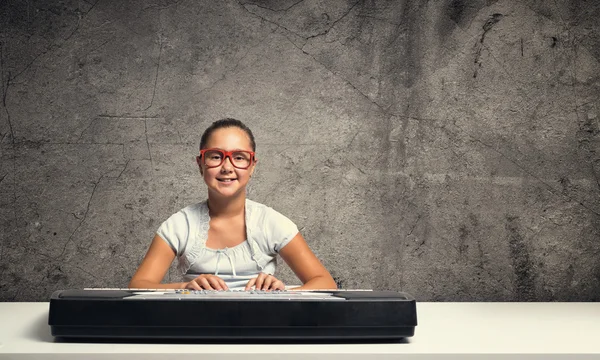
left=197, top=127, right=256, bottom=199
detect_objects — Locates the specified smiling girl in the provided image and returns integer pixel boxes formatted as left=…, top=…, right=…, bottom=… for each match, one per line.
left=129, top=118, right=337, bottom=291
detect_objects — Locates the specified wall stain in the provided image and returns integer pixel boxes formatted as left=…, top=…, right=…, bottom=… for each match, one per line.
left=593, top=262, right=600, bottom=301
left=448, top=0, right=469, bottom=24
left=505, top=215, right=537, bottom=301
left=439, top=0, right=499, bottom=41
left=458, top=224, right=469, bottom=256
left=333, top=276, right=345, bottom=289
left=473, top=13, right=503, bottom=78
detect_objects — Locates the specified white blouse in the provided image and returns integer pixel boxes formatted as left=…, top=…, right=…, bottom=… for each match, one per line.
left=156, top=199, right=299, bottom=289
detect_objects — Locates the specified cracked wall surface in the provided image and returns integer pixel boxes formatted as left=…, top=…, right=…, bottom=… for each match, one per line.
left=1, top=0, right=599, bottom=301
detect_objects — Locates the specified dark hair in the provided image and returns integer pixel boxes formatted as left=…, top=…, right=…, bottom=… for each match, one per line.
left=199, top=118, right=256, bottom=152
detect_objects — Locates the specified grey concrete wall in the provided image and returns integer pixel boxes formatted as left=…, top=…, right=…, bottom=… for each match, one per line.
left=1, top=0, right=599, bottom=302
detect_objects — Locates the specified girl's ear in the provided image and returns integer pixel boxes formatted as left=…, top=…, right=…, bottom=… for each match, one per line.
left=196, top=156, right=203, bottom=175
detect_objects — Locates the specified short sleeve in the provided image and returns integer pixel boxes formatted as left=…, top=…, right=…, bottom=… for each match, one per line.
left=263, top=207, right=299, bottom=254
left=156, top=210, right=190, bottom=256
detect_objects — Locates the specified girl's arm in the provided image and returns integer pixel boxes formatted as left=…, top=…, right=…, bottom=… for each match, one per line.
left=128, top=235, right=187, bottom=289
left=279, top=233, right=337, bottom=290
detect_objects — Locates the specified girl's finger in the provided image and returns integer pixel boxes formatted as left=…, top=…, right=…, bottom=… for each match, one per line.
left=272, top=280, right=285, bottom=290
left=255, top=275, right=265, bottom=290
left=187, top=280, right=201, bottom=290
left=245, top=278, right=256, bottom=291
left=199, top=277, right=214, bottom=290
left=262, top=276, right=273, bottom=290
left=219, top=278, right=228, bottom=290
left=209, top=277, right=223, bottom=290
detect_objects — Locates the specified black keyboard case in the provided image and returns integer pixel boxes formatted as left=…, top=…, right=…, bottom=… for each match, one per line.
left=48, top=289, right=417, bottom=340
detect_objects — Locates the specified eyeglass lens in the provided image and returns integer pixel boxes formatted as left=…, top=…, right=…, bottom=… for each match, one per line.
left=204, top=150, right=251, bottom=168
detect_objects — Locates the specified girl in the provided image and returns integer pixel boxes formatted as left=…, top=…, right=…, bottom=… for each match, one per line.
left=129, top=118, right=337, bottom=291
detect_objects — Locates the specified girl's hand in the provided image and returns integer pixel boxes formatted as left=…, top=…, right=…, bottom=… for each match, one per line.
left=185, top=274, right=228, bottom=290
left=245, top=273, right=285, bottom=291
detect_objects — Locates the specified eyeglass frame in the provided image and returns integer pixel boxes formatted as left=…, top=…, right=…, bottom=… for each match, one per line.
left=197, top=148, right=257, bottom=169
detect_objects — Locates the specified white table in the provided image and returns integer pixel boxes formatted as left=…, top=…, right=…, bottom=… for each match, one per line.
left=1, top=302, right=599, bottom=359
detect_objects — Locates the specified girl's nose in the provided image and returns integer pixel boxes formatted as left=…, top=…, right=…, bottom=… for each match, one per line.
left=221, top=156, right=234, bottom=170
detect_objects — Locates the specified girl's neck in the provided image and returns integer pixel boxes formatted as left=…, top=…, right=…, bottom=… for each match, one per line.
left=207, top=192, right=246, bottom=218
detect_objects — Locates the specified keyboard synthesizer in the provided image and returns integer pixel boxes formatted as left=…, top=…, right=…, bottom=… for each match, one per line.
left=48, top=288, right=417, bottom=340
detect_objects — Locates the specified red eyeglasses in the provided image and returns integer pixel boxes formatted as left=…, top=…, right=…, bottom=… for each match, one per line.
left=198, top=148, right=256, bottom=169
